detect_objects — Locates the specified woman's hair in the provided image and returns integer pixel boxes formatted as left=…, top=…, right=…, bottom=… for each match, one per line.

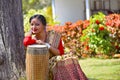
left=29, top=14, right=47, bottom=26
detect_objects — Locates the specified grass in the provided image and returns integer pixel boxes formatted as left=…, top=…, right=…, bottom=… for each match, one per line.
left=79, top=58, right=120, bottom=80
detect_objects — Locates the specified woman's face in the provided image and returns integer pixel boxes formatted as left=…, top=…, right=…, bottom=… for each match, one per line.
left=30, top=18, right=44, bottom=34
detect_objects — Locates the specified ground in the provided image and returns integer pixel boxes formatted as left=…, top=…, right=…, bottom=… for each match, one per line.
left=79, top=58, right=120, bottom=80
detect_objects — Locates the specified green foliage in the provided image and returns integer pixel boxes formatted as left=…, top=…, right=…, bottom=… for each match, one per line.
left=24, top=7, right=60, bottom=33
left=81, top=12, right=114, bottom=55
left=22, top=0, right=51, bottom=14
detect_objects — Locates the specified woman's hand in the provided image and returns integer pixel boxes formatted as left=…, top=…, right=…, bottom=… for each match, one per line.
left=25, top=30, right=33, bottom=36
left=36, top=40, right=45, bottom=44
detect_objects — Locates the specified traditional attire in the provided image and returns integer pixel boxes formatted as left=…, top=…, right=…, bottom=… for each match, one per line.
left=23, top=30, right=88, bottom=80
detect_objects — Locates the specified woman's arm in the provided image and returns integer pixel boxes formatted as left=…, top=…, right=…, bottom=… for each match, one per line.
left=23, top=36, right=36, bottom=47
left=23, top=31, right=36, bottom=47
left=49, top=46, right=60, bottom=55
left=48, top=39, right=64, bottom=56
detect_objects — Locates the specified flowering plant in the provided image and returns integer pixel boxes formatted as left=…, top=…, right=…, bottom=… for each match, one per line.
left=47, top=12, right=120, bottom=58
left=80, top=12, right=114, bottom=55
left=105, top=14, right=120, bottom=53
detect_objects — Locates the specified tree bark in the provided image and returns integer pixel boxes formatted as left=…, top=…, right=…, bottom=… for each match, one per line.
left=0, top=0, right=25, bottom=80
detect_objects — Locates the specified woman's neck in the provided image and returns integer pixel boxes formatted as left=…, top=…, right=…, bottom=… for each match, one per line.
left=35, top=30, right=46, bottom=42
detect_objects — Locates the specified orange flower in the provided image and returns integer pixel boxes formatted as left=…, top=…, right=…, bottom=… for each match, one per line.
left=92, top=28, right=95, bottom=32
left=84, top=45, right=89, bottom=51
left=83, top=20, right=90, bottom=29
left=75, top=20, right=83, bottom=26
left=65, top=21, right=72, bottom=25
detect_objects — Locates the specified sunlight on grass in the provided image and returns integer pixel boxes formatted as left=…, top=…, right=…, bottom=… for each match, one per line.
left=79, top=58, right=120, bottom=80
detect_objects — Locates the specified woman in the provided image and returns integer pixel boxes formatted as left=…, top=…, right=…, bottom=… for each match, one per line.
left=23, top=14, right=88, bottom=80
left=23, top=14, right=64, bottom=56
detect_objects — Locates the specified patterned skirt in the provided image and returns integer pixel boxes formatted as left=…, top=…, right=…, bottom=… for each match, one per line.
left=49, top=53, right=88, bottom=80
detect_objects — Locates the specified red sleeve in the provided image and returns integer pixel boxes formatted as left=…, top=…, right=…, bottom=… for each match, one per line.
left=58, top=39, right=64, bottom=55
left=23, top=36, right=36, bottom=47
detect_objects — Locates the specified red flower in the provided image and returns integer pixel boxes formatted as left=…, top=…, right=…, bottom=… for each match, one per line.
left=95, top=20, right=100, bottom=25
left=115, top=45, right=119, bottom=49
left=99, top=26, right=104, bottom=31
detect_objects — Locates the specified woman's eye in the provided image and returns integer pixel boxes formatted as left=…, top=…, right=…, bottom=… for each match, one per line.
left=35, top=23, right=40, bottom=26
left=30, top=23, right=34, bottom=26
left=30, top=23, right=40, bottom=26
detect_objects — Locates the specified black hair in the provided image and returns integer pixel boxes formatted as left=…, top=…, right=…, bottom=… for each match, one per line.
left=29, top=14, right=47, bottom=26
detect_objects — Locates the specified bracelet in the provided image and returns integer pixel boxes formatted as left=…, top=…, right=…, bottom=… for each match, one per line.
left=45, top=43, right=51, bottom=49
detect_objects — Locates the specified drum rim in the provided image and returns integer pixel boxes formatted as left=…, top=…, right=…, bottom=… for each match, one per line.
left=28, top=44, right=47, bottom=48
left=27, top=44, right=49, bottom=54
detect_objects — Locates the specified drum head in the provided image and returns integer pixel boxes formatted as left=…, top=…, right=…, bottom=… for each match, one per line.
left=27, top=44, right=49, bottom=54
left=28, top=44, right=47, bottom=48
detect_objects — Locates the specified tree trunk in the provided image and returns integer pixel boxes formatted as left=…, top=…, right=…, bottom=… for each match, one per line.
left=0, top=0, right=25, bottom=80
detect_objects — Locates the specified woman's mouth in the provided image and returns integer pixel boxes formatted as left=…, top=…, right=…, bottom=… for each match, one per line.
left=32, top=28, right=38, bottom=32
left=32, top=28, right=38, bottom=33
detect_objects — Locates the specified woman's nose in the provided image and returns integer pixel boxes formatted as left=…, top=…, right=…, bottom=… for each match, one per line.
left=32, top=25, right=36, bottom=28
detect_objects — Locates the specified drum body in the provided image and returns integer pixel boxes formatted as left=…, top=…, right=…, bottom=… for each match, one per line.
left=26, top=45, right=49, bottom=80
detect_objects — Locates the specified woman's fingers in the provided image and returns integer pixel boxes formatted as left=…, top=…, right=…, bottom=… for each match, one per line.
left=36, top=40, right=45, bottom=44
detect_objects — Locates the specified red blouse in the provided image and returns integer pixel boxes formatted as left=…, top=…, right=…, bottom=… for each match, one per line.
left=23, top=36, right=64, bottom=55
left=57, top=39, right=64, bottom=55
left=23, top=36, right=36, bottom=47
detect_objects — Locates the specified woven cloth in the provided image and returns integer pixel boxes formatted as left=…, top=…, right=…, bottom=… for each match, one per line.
left=49, top=53, right=88, bottom=80
left=46, top=30, right=61, bottom=49
left=46, top=30, right=61, bottom=58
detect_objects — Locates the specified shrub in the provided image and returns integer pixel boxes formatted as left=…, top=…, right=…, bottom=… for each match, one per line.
left=105, top=14, right=120, bottom=53
left=80, top=12, right=116, bottom=56
left=48, top=12, right=120, bottom=58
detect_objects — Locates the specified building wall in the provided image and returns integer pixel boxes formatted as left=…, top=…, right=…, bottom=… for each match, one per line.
left=52, top=0, right=120, bottom=25
left=90, top=0, right=120, bottom=15
left=53, top=0, right=85, bottom=25
left=110, top=0, right=120, bottom=10
left=90, top=0, right=120, bottom=10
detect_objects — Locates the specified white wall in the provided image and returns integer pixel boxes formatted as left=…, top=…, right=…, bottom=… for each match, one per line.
left=52, top=0, right=85, bottom=25
left=52, top=0, right=120, bottom=25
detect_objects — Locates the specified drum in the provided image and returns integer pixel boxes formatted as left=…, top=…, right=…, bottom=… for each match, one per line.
left=26, top=44, right=49, bottom=80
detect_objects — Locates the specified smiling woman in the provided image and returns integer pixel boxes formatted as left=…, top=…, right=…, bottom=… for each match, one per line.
left=23, top=14, right=64, bottom=56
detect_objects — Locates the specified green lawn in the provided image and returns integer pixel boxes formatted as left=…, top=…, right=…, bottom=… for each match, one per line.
left=79, top=58, right=120, bottom=80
